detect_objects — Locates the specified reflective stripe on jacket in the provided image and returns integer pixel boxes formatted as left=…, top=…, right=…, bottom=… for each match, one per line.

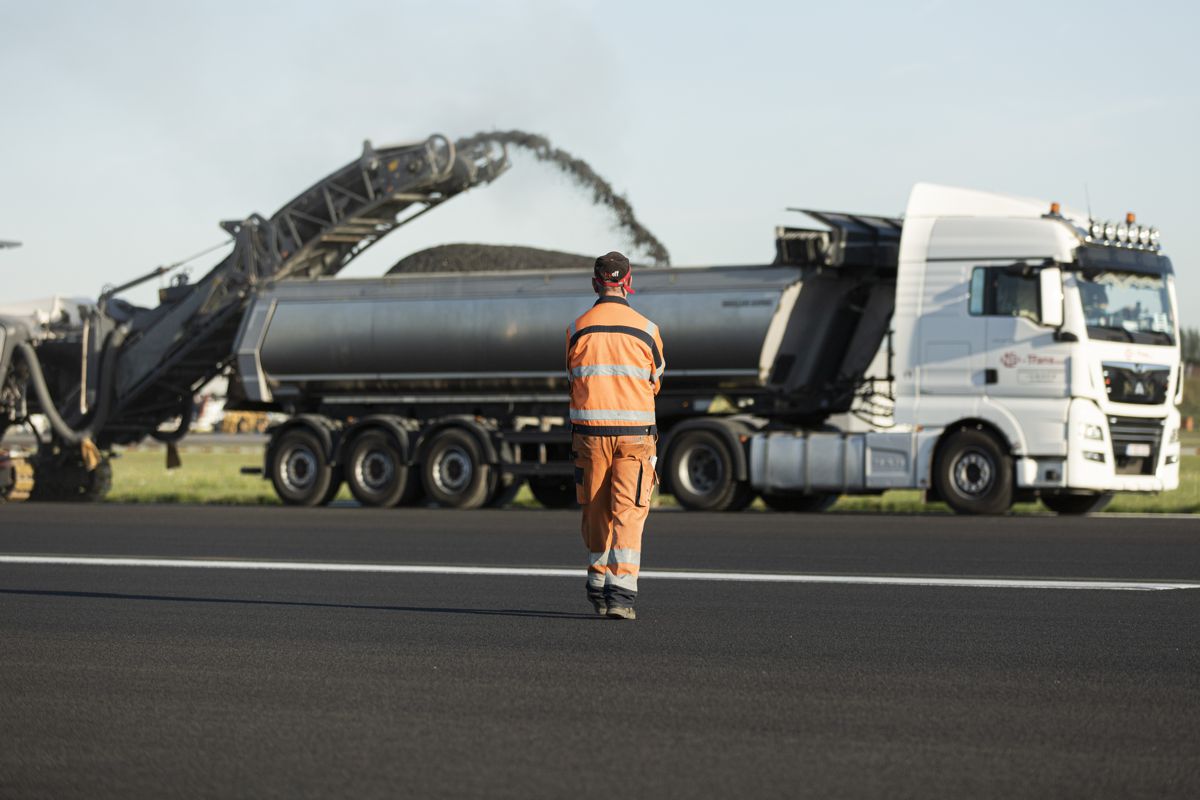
left=566, top=296, right=664, bottom=436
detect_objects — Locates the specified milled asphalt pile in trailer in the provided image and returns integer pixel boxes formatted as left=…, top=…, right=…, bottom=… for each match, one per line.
left=388, top=244, right=595, bottom=275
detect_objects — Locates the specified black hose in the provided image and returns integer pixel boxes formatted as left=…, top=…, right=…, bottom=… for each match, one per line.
left=15, top=326, right=128, bottom=446
left=149, top=396, right=194, bottom=443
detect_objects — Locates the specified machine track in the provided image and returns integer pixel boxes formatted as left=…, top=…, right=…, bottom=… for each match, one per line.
left=1, top=456, right=34, bottom=502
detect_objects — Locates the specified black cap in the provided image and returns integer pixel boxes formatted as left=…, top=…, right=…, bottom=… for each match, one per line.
left=594, top=251, right=630, bottom=283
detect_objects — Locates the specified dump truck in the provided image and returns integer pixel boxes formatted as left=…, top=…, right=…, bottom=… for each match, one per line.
left=231, top=187, right=1182, bottom=515
left=0, top=136, right=1183, bottom=514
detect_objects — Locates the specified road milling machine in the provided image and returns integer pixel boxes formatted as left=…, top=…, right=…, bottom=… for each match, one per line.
left=1, top=135, right=507, bottom=501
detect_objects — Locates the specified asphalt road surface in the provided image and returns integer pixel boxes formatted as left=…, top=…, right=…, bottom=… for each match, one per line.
left=1, top=505, right=1198, bottom=798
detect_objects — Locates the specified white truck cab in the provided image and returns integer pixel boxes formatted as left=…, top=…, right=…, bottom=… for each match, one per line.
left=893, top=184, right=1180, bottom=512
left=750, top=183, right=1182, bottom=514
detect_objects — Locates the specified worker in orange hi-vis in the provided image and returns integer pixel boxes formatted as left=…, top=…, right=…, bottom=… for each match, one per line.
left=566, top=251, right=664, bottom=620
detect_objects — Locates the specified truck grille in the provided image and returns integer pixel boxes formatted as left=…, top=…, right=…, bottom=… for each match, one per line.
left=1107, top=416, right=1165, bottom=475
left=1102, top=363, right=1171, bottom=405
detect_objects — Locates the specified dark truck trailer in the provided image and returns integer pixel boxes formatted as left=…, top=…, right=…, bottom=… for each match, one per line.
left=231, top=214, right=900, bottom=510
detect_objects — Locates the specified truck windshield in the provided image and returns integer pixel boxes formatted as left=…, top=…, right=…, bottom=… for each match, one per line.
left=1077, top=271, right=1175, bottom=346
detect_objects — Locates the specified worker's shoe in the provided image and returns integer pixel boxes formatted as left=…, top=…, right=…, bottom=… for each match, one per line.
left=590, top=600, right=608, bottom=616
left=606, top=606, right=636, bottom=620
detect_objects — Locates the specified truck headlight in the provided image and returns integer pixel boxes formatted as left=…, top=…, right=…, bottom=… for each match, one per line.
left=1083, top=451, right=1106, bottom=463
left=1081, top=423, right=1105, bottom=441
left=1170, top=427, right=1180, bottom=443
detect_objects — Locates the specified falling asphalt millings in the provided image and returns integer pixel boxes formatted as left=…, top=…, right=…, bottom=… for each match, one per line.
left=454, top=129, right=671, bottom=267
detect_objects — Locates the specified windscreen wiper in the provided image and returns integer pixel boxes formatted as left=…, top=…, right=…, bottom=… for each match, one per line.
left=1088, top=325, right=1135, bottom=342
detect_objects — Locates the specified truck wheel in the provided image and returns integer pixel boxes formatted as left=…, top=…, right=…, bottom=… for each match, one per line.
left=345, top=430, right=410, bottom=507
left=320, top=474, right=343, bottom=506
left=933, top=428, right=1013, bottom=515
left=269, top=428, right=334, bottom=506
left=1041, top=493, right=1112, bottom=515
left=529, top=475, right=579, bottom=509
left=762, top=492, right=837, bottom=513
left=667, top=429, right=746, bottom=511
left=727, top=484, right=758, bottom=511
left=488, top=475, right=521, bottom=508
left=422, top=428, right=491, bottom=509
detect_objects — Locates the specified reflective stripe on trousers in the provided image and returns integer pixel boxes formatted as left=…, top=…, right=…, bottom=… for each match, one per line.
left=574, top=433, right=656, bottom=606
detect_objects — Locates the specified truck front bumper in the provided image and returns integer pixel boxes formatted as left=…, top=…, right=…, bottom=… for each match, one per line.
left=1052, top=400, right=1181, bottom=493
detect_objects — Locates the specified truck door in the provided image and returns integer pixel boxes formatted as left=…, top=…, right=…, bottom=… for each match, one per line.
left=916, top=260, right=986, bottom=395
left=973, top=265, right=1071, bottom=400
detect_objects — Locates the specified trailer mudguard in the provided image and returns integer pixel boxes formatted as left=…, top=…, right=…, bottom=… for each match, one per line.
left=267, top=414, right=341, bottom=466
left=342, top=415, right=413, bottom=465
left=414, top=416, right=500, bottom=466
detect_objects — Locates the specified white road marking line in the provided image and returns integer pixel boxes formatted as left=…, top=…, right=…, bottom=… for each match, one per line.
left=0, top=555, right=1197, bottom=591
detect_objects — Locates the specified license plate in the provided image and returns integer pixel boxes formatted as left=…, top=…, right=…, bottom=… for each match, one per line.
left=1125, top=443, right=1152, bottom=457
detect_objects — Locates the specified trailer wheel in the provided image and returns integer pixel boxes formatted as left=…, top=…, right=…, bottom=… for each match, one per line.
left=933, top=428, right=1013, bottom=515
left=345, top=430, right=411, bottom=508
left=667, top=429, right=747, bottom=511
left=1041, top=492, right=1112, bottom=515
left=269, top=428, right=335, bottom=507
left=761, top=492, right=837, bottom=513
left=529, top=475, right=579, bottom=509
left=487, top=479, right=525, bottom=510
left=422, top=428, right=491, bottom=509
left=320, top=475, right=343, bottom=506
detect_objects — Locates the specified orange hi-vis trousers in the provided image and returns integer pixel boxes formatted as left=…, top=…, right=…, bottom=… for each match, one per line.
left=573, top=433, right=658, bottom=608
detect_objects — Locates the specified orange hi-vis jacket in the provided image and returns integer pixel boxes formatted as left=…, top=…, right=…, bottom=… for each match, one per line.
left=566, top=296, right=665, bottom=436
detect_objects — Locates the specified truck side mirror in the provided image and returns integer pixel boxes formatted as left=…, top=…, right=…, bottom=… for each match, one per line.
left=1039, top=266, right=1064, bottom=328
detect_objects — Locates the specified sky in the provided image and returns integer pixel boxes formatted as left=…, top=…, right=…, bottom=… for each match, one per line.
left=1, top=0, right=1197, bottom=322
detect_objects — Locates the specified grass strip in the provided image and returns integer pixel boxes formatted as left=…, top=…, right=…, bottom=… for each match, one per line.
left=103, top=447, right=1199, bottom=514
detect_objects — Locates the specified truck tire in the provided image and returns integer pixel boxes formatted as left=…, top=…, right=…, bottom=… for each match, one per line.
left=422, top=428, right=492, bottom=509
left=1041, top=492, right=1112, bottom=515
left=529, top=475, right=579, bottom=509
left=933, top=428, right=1013, bottom=515
left=667, top=429, right=747, bottom=512
left=269, top=428, right=335, bottom=507
left=345, top=430, right=411, bottom=508
left=321, top=475, right=343, bottom=506
left=761, top=492, right=837, bottom=513
left=487, top=475, right=522, bottom=508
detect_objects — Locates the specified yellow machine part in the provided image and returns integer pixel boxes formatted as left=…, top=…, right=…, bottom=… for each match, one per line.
left=220, top=411, right=270, bottom=434
left=1, top=457, right=34, bottom=503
